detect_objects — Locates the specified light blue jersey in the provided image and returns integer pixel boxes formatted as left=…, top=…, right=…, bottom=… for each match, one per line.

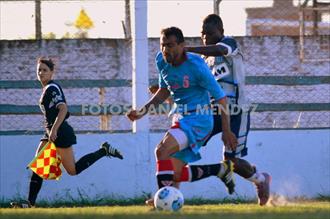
left=157, top=52, right=226, bottom=113
left=156, top=52, right=226, bottom=163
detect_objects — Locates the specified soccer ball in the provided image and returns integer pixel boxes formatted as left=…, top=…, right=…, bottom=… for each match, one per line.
left=154, top=186, right=184, bottom=211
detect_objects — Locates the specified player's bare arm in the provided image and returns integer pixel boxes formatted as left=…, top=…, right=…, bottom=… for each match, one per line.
left=126, top=88, right=170, bottom=121
left=185, top=44, right=228, bottom=57
left=216, top=97, right=238, bottom=151
left=148, top=84, right=160, bottom=94
left=49, top=103, right=68, bottom=142
left=143, top=88, right=170, bottom=113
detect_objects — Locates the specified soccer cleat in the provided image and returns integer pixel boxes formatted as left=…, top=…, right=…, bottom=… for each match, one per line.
left=145, top=198, right=155, bottom=207
left=255, top=172, right=271, bottom=206
left=101, top=142, right=123, bottom=160
left=10, top=201, right=33, bottom=208
left=217, top=160, right=235, bottom=195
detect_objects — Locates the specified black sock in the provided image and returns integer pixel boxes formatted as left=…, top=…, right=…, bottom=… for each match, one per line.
left=157, top=174, right=174, bottom=188
left=189, top=164, right=221, bottom=182
left=75, top=148, right=106, bottom=175
left=28, top=172, right=43, bottom=206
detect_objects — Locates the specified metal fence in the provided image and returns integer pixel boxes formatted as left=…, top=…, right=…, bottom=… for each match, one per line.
left=0, top=76, right=329, bottom=135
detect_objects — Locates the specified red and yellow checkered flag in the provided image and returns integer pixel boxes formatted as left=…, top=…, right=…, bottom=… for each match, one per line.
left=28, top=141, right=62, bottom=180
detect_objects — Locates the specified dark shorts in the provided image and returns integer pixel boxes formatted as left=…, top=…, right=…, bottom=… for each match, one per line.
left=41, top=121, right=77, bottom=148
left=203, top=107, right=250, bottom=158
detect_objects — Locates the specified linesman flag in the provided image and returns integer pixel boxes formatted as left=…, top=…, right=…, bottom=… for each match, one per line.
left=28, top=141, right=62, bottom=180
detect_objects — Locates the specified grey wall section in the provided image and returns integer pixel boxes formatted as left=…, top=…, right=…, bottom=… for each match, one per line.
left=1, top=36, right=329, bottom=80
left=0, top=130, right=329, bottom=201
left=1, top=36, right=329, bottom=131
left=0, top=39, right=132, bottom=80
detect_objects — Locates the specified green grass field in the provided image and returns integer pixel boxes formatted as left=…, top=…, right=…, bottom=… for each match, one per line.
left=1, top=201, right=329, bottom=219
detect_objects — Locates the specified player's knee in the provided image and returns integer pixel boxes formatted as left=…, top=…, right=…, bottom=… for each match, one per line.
left=65, top=168, right=77, bottom=176
left=155, top=144, right=162, bottom=159
left=224, top=156, right=237, bottom=163
left=155, top=144, right=170, bottom=160
left=155, top=146, right=165, bottom=159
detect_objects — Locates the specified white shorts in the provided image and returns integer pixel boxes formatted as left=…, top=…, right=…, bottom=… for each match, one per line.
left=168, top=128, right=189, bottom=151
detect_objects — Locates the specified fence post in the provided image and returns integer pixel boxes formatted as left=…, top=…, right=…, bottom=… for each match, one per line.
left=99, top=87, right=109, bottom=130
left=35, top=0, right=42, bottom=40
left=131, top=0, right=149, bottom=133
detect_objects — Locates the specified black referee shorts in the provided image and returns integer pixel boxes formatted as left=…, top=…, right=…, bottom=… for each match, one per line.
left=41, top=121, right=77, bottom=148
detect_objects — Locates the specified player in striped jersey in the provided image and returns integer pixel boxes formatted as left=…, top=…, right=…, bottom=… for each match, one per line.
left=185, top=14, right=271, bottom=206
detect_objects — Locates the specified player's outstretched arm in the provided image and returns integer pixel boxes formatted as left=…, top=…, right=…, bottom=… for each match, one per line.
left=185, top=44, right=228, bottom=57
left=149, top=84, right=173, bottom=105
left=126, top=88, right=170, bottom=121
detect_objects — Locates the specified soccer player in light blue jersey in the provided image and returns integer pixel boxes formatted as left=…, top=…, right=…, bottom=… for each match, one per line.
left=185, top=14, right=271, bottom=206
left=127, top=26, right=237, bottom=205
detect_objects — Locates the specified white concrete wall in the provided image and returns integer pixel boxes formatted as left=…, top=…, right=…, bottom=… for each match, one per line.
left=1, top=129, right=329, bottom=201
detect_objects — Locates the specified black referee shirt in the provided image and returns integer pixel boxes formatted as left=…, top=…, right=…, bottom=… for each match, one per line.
left=39, top=80, right=69, bottom=128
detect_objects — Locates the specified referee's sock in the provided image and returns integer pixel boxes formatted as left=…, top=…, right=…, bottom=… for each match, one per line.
left=75, top=148, right=106, bottom=175
left=28, top=172, right=43, bottom=206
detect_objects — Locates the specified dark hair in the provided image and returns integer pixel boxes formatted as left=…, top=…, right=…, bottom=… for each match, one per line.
left=203, top=14, right=224, bottom=31
left=161, top=27, right=184, bottom=44
left=38, top=57, right=55, bottom=71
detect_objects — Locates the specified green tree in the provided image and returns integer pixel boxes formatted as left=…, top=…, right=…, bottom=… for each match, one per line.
left=62, top=32, right=72, bottom=39
left=43, top=32, right=56, bottom=39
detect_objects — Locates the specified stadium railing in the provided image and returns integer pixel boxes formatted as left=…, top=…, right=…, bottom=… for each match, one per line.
left=0, top=76, right=329, bottom=135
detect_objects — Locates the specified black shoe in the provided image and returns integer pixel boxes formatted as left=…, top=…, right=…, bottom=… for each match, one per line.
left=101, top=142, right=123, bottom=159
left=10, top=200, right=33, bottom=208
left=217, top=160, right=235, bottom=195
